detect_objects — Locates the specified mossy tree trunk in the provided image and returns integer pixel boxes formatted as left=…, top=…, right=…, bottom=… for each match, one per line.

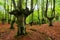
left=44, top=0, right=55, bottom=26
left=49, top=20, right=52, bottom=26
left=9, top=0, right=33, bottom=36
left=41, top=0, right=45, bottom=24
left=1, top=18, right=6, bottom=24
left=17, top=14, right=26, bottom=36
left=10, top=17, right=15, bottom=29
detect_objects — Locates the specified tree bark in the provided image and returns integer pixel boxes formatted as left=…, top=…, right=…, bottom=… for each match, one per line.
left=49, top=20, right=52, bottom=26
left=10, top=18, right=15, bottom=29
left=17, top=14, right=26, bottom=36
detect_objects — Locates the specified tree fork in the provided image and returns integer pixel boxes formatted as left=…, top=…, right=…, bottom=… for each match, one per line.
left=44, top=0, right=55, bottom=26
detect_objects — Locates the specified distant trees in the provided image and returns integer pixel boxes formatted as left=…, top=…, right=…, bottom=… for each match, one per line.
left=44, top=0, right=55, bottom=26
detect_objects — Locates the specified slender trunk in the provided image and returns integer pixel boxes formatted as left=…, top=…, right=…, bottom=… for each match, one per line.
left=8, top=14, right=11, bottom=24
left=41, top=0, right=45, bottom=24
left=31, top=0, right=33, bottom=26
left=49, top=20, right=52, bottom=26
left=10, top=21, right=15, bottom=29
left=17, top=0, right=22, bottom=10
left=12, top=0, right=16, bottom=9
left=2, top=18, right=5, bottom=24
left=24, top=17, right=26, bottom=25
left=10, top=17, right=15, bottom=29
left=37, top=0, right=40, bottom=24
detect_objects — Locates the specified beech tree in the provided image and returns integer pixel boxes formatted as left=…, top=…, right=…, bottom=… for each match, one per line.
left=44, top=0, right=55, bottom=26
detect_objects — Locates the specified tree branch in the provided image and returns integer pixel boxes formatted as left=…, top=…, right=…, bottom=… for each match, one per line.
left=12, top=0, right=16, bottom=8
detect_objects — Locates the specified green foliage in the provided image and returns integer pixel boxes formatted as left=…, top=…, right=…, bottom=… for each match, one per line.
left=0, top=0, right=60, bottom=24
left=26, top=10, right=41, bottom=24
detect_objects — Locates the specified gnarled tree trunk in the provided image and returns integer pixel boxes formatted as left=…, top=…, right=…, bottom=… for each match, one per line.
left=17, top=14, right=26, bottom=36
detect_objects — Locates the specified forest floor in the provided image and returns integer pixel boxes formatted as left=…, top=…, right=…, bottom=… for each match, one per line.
left=0, top=21, right=60, bottom=40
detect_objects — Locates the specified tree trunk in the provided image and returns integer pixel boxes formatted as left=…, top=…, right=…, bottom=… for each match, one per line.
left=10, top=16, right=15, bottom=29
left=17, top=14, right=26, bottom=36
left=2, top=18, right=5, bottom=24
left=49, top=20, right=52, bottom=26
left=10, top=20, right=15, bottom=29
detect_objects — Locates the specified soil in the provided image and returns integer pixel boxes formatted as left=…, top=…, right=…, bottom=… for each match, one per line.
left=0, top=22, right=60, bottom=40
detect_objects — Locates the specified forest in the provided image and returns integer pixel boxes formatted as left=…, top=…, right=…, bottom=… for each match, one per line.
left=0, top=0, right=60, bottom=40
